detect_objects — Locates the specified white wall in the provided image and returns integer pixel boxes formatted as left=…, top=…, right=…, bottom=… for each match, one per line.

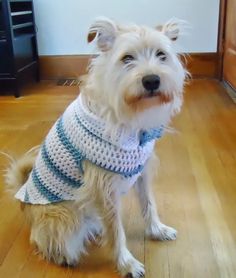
left=34, top=0, right=220, bottom=55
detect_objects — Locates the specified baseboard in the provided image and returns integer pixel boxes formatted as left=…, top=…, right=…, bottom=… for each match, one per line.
left=39, top=55, right=90, bottom=80
left=223, top=81, right=236, bottom=104
left=184, top=53, right=218, bottom=79
left=39, top=53, right=218, bottom=80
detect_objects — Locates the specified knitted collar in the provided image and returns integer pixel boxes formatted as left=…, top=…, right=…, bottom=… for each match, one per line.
left=76, top=95, right=164, bottom=149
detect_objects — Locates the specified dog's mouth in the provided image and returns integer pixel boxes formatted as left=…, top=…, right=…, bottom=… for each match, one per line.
left=143, top=90, right=162, bottom=99
left=124, top=90, right=174, bottom=113
left=125, top=91, right=173, bottom=110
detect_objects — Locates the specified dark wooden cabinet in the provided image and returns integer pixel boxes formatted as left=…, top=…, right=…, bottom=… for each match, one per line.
left=0, top=0, right=39, bottom=97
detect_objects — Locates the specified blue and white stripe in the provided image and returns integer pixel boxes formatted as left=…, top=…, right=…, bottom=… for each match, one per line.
left=15, top=95, right=164, bottom=204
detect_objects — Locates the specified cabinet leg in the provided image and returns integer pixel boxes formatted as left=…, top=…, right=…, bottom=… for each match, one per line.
left=36, top=66, right=40, bottom=82
left=14, top=79, right=20, bottom=98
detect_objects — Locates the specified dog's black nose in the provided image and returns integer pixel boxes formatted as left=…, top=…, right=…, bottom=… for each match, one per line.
left=142, top=74, right=160, bottom=91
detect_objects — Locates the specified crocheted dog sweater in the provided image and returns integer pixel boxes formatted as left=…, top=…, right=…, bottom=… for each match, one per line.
left=15, top=95, right=164, bottom=204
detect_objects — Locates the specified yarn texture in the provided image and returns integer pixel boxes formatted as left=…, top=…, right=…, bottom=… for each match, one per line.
left=15, top=95, right=164, bottom=204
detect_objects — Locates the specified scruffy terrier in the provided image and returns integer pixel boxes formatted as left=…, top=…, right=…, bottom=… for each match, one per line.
left=4, top=17, right=187, bottom=278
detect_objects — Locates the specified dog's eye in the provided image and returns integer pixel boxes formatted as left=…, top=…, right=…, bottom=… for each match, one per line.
left=156, top=50, right=167, bottom=61
left=121, top=55, right=135, bottom=64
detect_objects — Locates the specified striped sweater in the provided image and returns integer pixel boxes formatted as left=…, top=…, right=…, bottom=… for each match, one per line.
left=15, top=95, right=164, bottom=204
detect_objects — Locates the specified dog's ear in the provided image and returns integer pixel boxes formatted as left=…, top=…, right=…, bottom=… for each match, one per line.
left=87, top=17, right=117, bottom=51
left=157, top=18, right=187, bottom=41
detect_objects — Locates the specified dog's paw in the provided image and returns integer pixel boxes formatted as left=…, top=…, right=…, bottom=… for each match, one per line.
left=125, top=270, right=145, bottom=278
left=146, top=222, right=177, bottom=241
left=60, top=260, right=78, bottom=268
left=53, top=255, right=79, bottom=267
left=117, top=249, right=145, bottom=278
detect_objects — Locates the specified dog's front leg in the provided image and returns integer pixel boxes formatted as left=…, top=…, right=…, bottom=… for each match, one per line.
left=99, top=191, right=145, bottom=278
left=135, top=155, right=177, bottom=241
left=82, top=163, right=144, bottom=278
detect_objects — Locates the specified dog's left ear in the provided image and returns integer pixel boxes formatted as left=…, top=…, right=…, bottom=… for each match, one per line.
left=87, top=17, right=117, bottom=51
left=157, top=18, right=186, bottom=41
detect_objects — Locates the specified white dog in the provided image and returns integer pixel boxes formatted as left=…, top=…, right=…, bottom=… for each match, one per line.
left=4, top=17, right=187, bottom=278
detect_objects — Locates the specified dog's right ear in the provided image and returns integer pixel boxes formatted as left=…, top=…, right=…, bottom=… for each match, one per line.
left=87, top=17, right=117, bottom=51
left=156, top=18, right=188, bottom=41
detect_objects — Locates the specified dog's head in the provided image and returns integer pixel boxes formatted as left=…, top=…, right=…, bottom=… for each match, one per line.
left=85, top=17, right=188, bottom=129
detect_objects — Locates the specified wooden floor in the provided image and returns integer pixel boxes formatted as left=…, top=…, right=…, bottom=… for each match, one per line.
left=0, top=79, right=236, bottom=278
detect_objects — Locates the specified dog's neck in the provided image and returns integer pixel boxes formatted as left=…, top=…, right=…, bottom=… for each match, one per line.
left=81, top=92, right=136, bottom=127
left=77, top=94, right=140, bottom=148
left=77, top=94, right=164, bottom=149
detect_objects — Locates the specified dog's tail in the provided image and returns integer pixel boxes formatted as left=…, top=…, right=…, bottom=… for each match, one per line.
left=1, top=146, right=40, bottom=196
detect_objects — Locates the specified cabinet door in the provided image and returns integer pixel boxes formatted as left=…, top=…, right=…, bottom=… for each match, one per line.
left=0, top=43, right=12, bottom=74
left=13, top=36, right=35, bottom=70
left=223, top=0, right=236, bottom=90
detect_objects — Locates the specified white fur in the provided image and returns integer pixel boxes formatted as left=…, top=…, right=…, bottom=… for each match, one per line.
left=4, top=17, right=187, bottom=278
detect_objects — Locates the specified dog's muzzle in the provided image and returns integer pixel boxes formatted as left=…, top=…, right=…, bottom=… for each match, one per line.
left=142, top=74, right=160, bottom=96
